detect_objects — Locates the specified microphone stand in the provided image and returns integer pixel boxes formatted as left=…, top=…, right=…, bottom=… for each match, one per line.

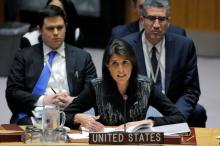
left=123, top=95, right=128, bottom=133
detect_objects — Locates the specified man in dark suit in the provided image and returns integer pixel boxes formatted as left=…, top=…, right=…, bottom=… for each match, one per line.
left=6, top=6, right=97, bottom=125
left=122, top=0, right=207, bottom=127
left=109, top=0, right=186, bottom=43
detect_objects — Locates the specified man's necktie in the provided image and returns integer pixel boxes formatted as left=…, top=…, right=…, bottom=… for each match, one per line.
left=18, top=51, right=57, bottom=120
left=32, top=51, right=57, bottom=95
left=151, top=47, right=161, bottom=90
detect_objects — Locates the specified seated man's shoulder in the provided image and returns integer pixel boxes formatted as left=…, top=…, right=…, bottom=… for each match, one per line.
left=112, top=24, right=128, bottom=33
left=168, top=24, right=186, bottom=36
left=123, top=31, right=140, bottom=39
left=66, top=44, right=90, bottom=55
left=112, top=21, right=138, bottom=37
left=19, top=43, right=41, bottom=54
left=122, top=31, right=141, bottom=45
left=166, top=33, right=196, bottom=55
left=166, top=32, right=192, bottom=43
left=13, top=44, right=41, bottom=62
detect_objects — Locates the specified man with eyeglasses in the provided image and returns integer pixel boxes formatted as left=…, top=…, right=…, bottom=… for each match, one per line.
left=108, top=0, right=186, bottom=44
left=122, top=0, right=207, bottom=127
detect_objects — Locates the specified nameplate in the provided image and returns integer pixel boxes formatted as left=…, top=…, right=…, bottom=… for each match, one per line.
left=89, top=132, right=164, bottom=144
left=0, top=124, right=25, bottom=142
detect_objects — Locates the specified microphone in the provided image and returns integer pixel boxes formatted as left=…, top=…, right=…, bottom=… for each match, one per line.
left=123, top=95, right=128, bottom=132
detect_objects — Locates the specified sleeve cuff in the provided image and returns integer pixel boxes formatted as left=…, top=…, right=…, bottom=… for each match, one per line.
left=35, top=95, right=44, bottom=106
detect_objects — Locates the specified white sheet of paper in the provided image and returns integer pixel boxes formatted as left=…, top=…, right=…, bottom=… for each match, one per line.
left=80, top=127, right=117, bottom=137
left=152, top=122, right=190, bottom=135
left=68, top=133, right=88, bottom=139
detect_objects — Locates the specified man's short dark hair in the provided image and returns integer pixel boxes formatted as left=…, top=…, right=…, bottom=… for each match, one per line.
left=38, top=5, right=66, bottom=28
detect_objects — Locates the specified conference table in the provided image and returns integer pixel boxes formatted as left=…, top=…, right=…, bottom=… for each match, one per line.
left=0, top=128, right=220, bottom=146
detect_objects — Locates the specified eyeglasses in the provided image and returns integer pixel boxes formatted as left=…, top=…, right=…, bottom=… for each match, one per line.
left=143, top=15, right=168, bottom=23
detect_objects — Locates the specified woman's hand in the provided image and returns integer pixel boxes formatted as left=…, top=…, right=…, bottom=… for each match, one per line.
left=74, top=114, right=105, bottom=132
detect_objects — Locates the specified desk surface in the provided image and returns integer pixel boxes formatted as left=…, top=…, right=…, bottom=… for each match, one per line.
left=196, top=128, right=220, bottom=146
left=0, top=128, right=220, bottom=146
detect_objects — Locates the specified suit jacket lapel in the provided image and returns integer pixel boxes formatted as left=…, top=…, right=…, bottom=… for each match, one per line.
left=136, top=31, right=147, bottom=76
left=164, top=33, right=175, bottom=94
left=32, top=44, right=44, bottom=88
left=65, top=45, right=76, bottom=95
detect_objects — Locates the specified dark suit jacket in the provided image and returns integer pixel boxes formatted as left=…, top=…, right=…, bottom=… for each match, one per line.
left=6, top=43, right=97, bottom=123
left=109, top=20, right=186, bottom=43
left=122, top=31, right=200, bottom=119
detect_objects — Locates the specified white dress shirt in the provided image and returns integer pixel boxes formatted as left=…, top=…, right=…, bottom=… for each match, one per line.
left=35, top=42, right=69, bottom=106
left=142, top=31, right=166, bottom=94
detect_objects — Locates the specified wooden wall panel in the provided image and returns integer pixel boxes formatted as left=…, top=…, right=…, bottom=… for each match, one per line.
left=170, top=0, right=187, bottom=27
left=215, top=0, right=220, bottom=32
left=171, top=0, right=220, bottom=32
left=125, top=0, right=138, bottom=23
left=185, top=0, right=199, bottom=29
left=197, top=0, right=216, bottom=31
left=126, top=0, right=220, bottom=32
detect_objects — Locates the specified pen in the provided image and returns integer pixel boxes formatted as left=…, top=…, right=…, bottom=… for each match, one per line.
left=51, top=87, right=57, bottom=94
left=185, top=135, right=194, bottom=142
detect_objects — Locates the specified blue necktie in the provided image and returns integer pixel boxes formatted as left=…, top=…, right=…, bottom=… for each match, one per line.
left=32, top=51, right=57, bottom=95
left=19, top=51, right=57, bottom=120
left=151, top=47, right=161, bottom=90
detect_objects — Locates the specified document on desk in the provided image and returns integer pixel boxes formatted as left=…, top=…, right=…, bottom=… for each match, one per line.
left=68, top=133, right=89, bottom=139
left=86, top=123, right=190, bottom=136
left=69, top=122, right=190, bottom=140
left=68, top=127, right=113, bottom=139
left=152, top=122, right=191, bottom=136
left=68, top=128, right=116, bottom=140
